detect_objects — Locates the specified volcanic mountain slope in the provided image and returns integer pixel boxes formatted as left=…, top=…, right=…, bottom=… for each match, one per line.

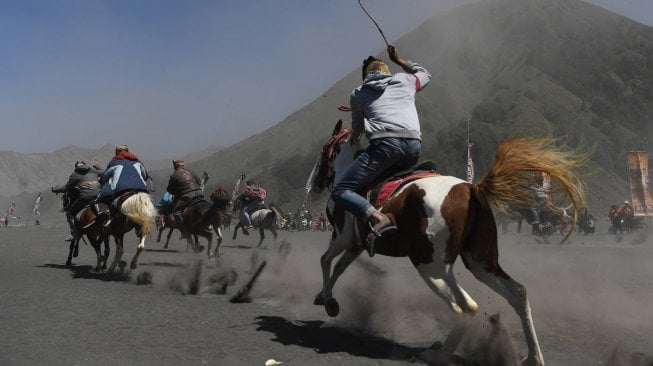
left=187, top=0, right=653, bottom=214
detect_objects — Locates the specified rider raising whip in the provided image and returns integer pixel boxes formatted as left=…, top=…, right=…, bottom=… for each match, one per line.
left=331, top=45, right=431, bottom=256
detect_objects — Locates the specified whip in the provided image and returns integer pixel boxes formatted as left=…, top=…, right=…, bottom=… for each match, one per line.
left=357, top=0, right=389, bottom=47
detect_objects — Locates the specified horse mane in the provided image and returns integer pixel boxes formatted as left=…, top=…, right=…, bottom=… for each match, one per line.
left=210, top=187, right=231, bottom=209
left=476, top=136, right=588, bottom=241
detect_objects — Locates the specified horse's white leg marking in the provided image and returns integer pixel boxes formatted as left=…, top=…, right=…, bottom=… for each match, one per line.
left=212, top=226, right=223, bottom=257
left=415, top=232, right=479, bottom=314
left=462, top=252, right=544, bottom=366
left=130, top=235, right=146, bottom=269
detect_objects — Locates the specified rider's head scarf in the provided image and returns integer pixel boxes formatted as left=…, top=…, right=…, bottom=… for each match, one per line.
left=115, top=144, right=129, bottom=155
left=362, top=56, right=390, bottom=80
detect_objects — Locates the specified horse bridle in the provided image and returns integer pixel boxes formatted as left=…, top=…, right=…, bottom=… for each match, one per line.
left=314, top=128, right=352, bottom=191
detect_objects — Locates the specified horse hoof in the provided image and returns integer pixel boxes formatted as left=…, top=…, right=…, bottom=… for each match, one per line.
left=65, top=261, right=72, bottom=267
left=325, top=298, right=340, bottom=317
left=130, top=263, right=138, bottom=270
left=313, top=293, right=325, bottom=306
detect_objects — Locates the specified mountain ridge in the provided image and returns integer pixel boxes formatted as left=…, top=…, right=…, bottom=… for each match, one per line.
left=3, top=0, right=652, bottom=222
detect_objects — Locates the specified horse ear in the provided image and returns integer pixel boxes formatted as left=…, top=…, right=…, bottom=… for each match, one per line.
left=333, top=119, right=343, bottom=136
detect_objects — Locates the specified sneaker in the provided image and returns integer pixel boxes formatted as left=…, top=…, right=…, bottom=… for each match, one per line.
left=64, top=235, right=74, bottom=242
left=103, top=218, right=112, bottom=228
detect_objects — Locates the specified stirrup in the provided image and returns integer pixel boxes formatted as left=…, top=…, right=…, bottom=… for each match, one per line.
left=365, top=222, right=398, bottom=257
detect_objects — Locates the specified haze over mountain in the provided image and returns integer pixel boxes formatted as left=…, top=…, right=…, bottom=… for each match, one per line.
left=187, top=0, right=652, bottom=215
left=2, top=0, right=652, bottom=221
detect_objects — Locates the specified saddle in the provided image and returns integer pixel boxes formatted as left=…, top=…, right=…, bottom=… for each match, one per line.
left=249, top=203, right=268, bottom=213
left=367, top=160, right=439, bottom=207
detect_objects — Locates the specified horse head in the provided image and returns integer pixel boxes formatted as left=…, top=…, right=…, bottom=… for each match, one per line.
left=210, top=187, right=231, bottom=210
left=310, top=119, right=361, bottom=193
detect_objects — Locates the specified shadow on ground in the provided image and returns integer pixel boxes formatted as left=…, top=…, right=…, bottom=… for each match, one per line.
left=39, top=263, right=131, bottom=282
left=254, top=315, right=426, bottom=362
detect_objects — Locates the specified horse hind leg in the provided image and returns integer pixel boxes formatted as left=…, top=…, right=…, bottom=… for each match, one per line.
left=108, top=236, right=124, bottom=274
left=461, top=251, right=544, bottom=366
left=257, top=227, right=265, bottom=247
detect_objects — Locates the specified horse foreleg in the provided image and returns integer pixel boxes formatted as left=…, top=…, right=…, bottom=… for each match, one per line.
left=130, top=235, right=146, bottom=270
left=108, top=236, right=124, bottom=274
left=156, top=226, right=163, bottom=242
left=65, top=239, right=77, bottom=267
left=102, top=235, right=110, bottom=270
left=314, top=233, right=361, bottom=317
left=164, top=228, right=174, bottom=249
left=208, top=227, right=223, bottom=258
left=461, top=252, right=544, bottom=366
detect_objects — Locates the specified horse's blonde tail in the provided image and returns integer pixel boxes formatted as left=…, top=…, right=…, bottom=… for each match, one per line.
left=121, top=192, right=157, bottom=236
left=475, top=137, right=589, bottom=242
left=270, top=205, right=287, bottom=227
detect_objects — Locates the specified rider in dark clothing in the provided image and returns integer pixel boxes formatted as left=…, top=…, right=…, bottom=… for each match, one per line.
left=166, top=160, right=203, bottom=225
left=52, top=161, right=103, bottom=241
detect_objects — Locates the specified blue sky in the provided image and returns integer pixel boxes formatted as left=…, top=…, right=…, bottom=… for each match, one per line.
left=1, top=0, right=651, bottom=159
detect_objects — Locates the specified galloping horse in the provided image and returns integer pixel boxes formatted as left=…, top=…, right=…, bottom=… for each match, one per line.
left=176, top=187, right=231, bottom=258
left=310, top=120, right=587, bottom=366
left=67, top=206, right=110, bottom=271
left=106, top=191, right=157, bottom=274
left=232, top=202, right=285, bottom=247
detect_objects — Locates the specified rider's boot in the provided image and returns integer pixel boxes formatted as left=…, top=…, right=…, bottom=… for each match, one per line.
left=365, top=211, right=398, bottom=257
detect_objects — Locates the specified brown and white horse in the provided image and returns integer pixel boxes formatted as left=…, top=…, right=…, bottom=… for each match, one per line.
left=310, top=120, right=587, bottom=366
left=106, top=191, right=157, bottom=274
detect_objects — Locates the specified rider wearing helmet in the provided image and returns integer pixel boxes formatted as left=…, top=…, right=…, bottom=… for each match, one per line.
left=330, top=44, right=431, bottom=256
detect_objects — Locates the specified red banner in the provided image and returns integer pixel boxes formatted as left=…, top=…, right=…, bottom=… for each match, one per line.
left=627, top=151, right=653, bottom=216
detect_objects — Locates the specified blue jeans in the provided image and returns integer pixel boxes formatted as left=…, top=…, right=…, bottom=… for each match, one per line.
left=331, top=137, right=421, bottom=220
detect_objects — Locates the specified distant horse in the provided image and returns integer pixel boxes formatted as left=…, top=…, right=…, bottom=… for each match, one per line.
left=106, top=191, right=157, bottom=274
left=310, top=120, right=587, bottom=366
left=232, top=201, right=285, bottom=247
left=67, top=206, right=110, bottom=271
left=176, top=187, right=231, bottom=258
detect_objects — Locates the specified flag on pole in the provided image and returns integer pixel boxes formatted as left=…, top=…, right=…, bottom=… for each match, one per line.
left=229, top=172, right=246, bottom=209
left=466, top=140, right=475, bottom=183
left=627, top=151, right=653, bottom=216
left=200, top=171, right=210, bottom=192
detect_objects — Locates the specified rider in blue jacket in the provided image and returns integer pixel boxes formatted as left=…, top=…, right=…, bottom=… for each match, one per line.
left=96, top=145, right=151, bottom=225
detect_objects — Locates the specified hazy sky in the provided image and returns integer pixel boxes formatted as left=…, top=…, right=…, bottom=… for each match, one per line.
left=1, top=0, right=652, bottom=160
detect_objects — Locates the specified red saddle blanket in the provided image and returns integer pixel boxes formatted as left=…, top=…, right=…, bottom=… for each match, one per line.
left=373, top=171, right=439, bottom=207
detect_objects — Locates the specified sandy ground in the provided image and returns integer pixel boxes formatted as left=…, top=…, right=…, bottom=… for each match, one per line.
left=0, top=220, right=652, bottom=366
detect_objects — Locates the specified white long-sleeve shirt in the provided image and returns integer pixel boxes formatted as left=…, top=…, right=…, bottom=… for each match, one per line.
left=350, top=61, right=431, bottom=141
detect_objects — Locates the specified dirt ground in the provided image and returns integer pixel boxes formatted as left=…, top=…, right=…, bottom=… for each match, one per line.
left=0, top=219, right=652, bottom=366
